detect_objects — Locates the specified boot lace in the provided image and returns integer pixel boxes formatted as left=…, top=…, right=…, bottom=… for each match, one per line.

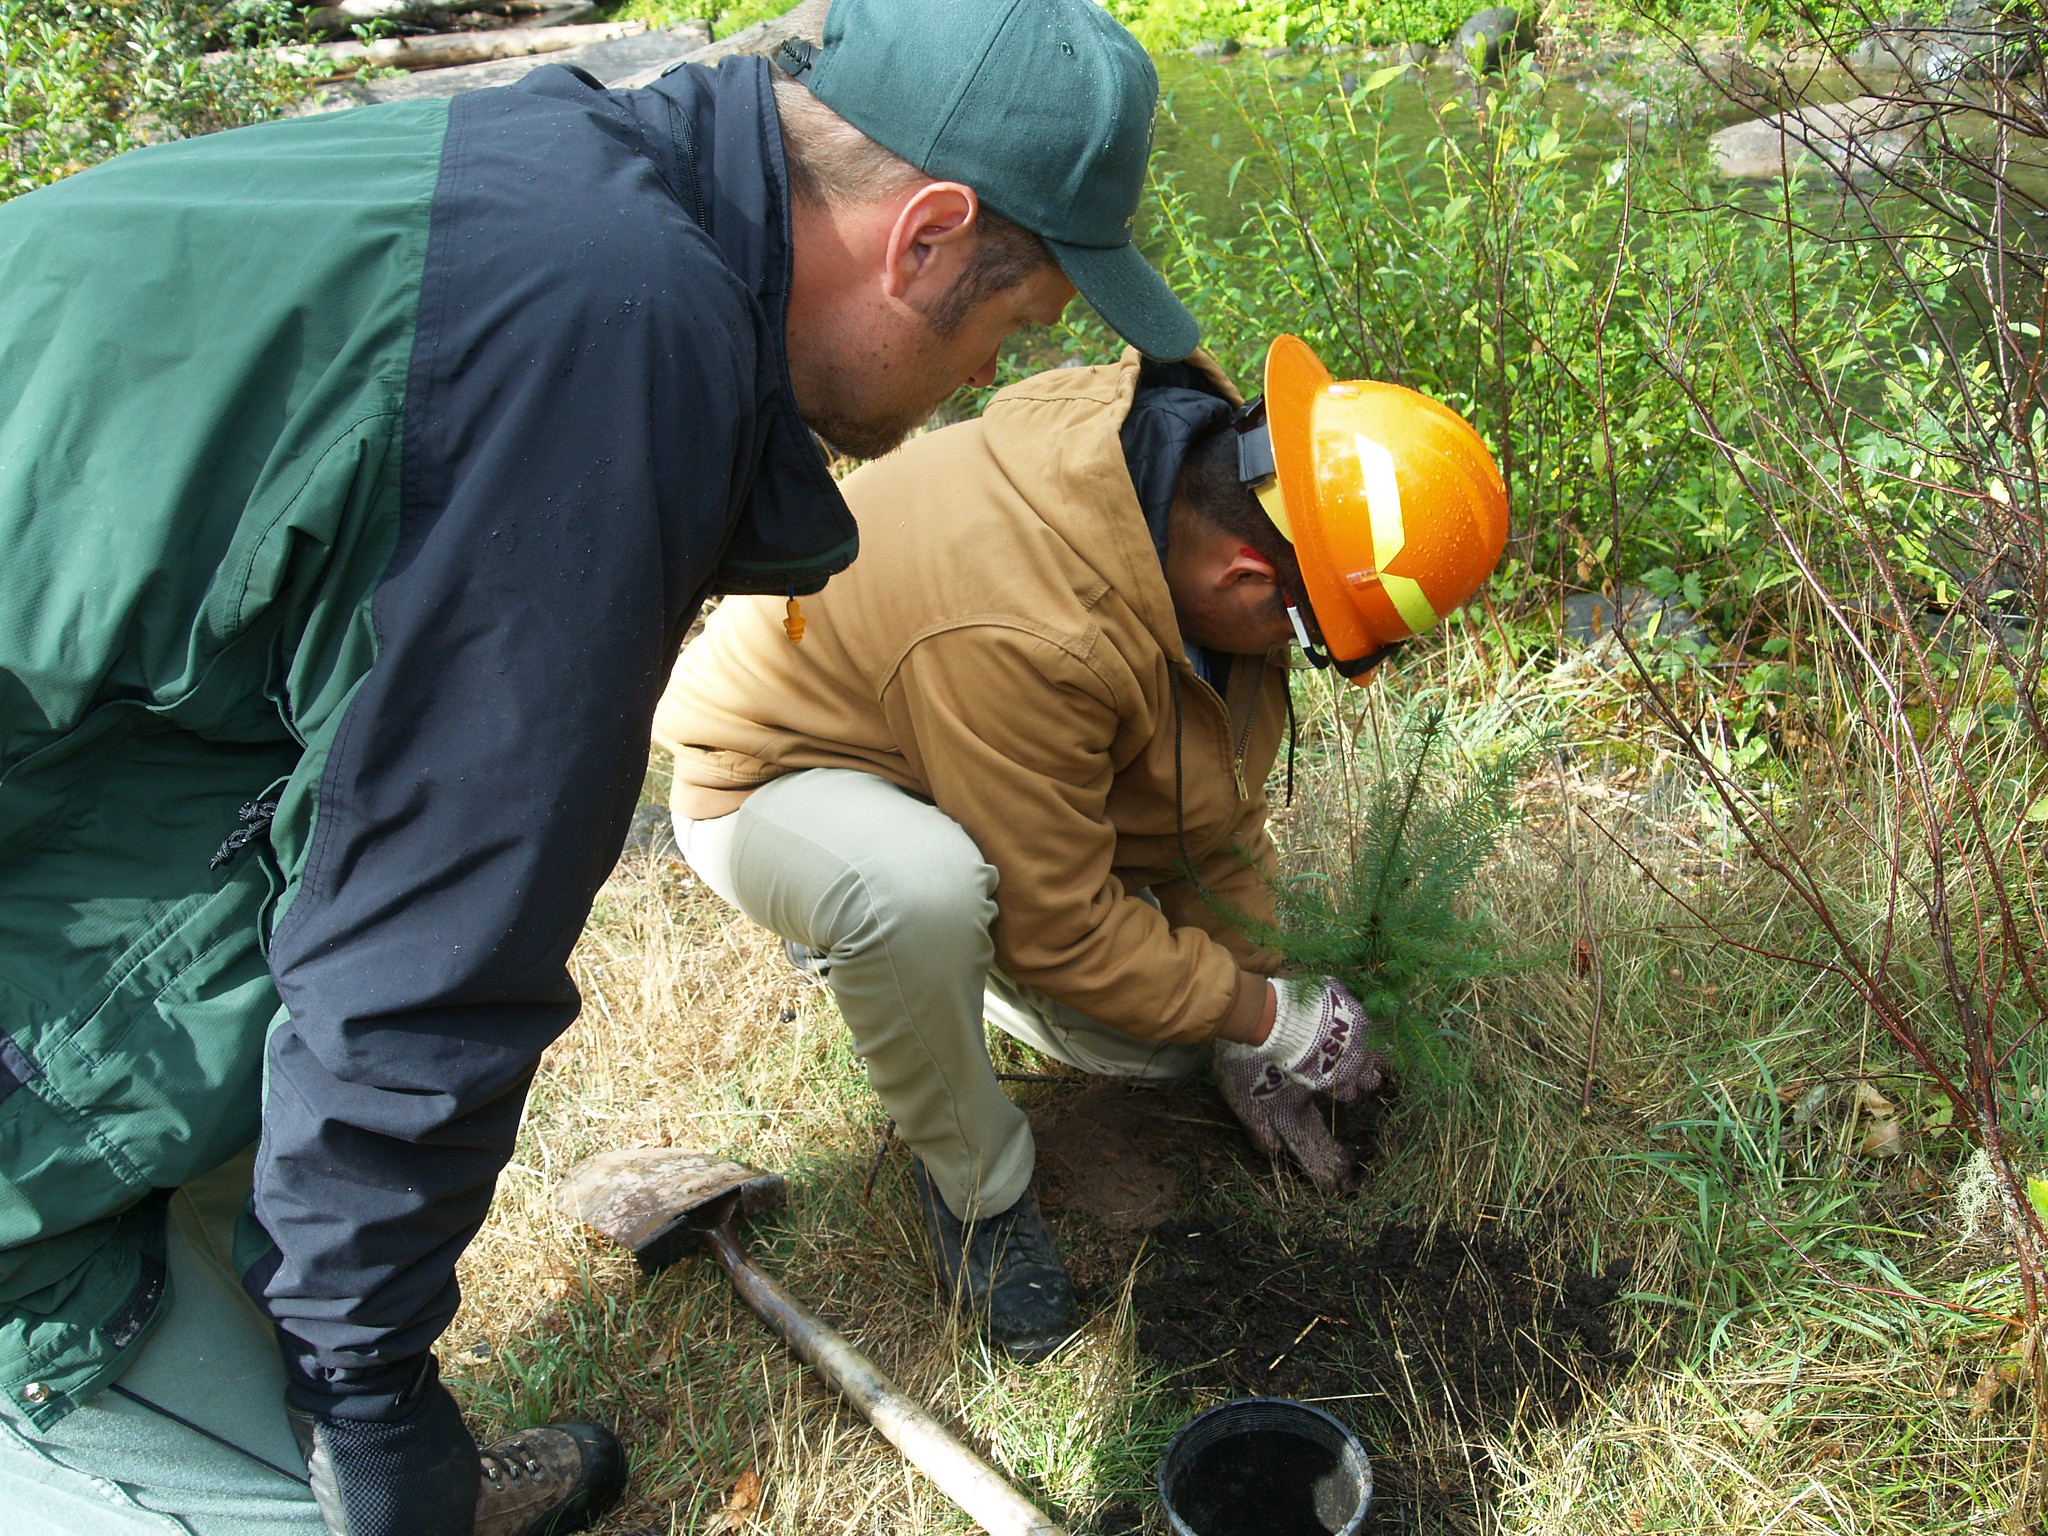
left=480, top=1437, right=551, bottom=1492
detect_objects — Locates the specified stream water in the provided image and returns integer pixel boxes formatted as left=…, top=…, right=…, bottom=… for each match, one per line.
left=1143, top=47, right=2048, bottom=241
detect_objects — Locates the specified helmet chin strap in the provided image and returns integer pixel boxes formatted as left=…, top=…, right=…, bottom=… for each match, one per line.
left=1287, top=601, right=1332, bottom=669
left=1288, top=600, right=1399, bottom=679
left=1244, top=399, right=1395, bottom=681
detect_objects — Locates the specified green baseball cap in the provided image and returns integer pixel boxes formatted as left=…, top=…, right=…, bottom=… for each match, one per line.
left=805, top=0, right=1199, bottom=360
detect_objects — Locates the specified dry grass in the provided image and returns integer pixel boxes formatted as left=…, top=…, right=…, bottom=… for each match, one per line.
left=443, top=630, right=2041, bottom=1534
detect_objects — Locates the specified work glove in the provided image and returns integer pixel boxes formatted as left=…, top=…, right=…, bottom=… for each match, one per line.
left=286, top=1350, right=480, bottom=1536
left=1213, top=1043, right=1356, bottom=1194
left=1257, top=977, right=1386, bottom=1101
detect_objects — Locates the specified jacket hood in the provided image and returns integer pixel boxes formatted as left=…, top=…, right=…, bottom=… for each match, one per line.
left=975, top=346, right=1241, bottom=661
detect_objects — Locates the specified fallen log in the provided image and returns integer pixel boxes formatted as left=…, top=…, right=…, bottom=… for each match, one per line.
left=301, top=0, right=470, bottom=35
left=273, top=20, right=644, bottom=76
left=302, top=0, right=593, bottom=34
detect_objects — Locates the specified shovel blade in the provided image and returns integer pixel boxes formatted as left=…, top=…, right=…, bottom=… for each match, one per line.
left=553, top=1148, right=786, bottom=1274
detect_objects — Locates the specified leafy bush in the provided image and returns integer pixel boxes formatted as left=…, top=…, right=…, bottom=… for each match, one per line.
left=1, top=0, right=313, bottom=201
left=1106, top=0, right=1870, bottom=53
left=598, top=0, right=792, bottom=38
left=1149, top=55, right=1951, bottom=644
left=1107, top=0, right=1475, bottom=50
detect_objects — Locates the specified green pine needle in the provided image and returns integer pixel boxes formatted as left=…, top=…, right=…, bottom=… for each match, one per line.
left=1239, top=708, right=1533, bottom=1081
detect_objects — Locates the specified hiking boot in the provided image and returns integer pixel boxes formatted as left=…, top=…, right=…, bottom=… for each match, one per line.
left=910, top=1159, right=1077, bottom=1363
left=474, top=1422, right=628, bottom=1536
left=782, top=938, right=832, bottom=984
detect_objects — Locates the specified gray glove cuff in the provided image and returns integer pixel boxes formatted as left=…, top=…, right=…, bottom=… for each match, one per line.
left=1260, top=977, right=1325, bottom=1076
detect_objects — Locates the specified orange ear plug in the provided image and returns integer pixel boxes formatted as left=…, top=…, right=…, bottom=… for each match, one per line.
left=784, top=595, right=806, bottom=644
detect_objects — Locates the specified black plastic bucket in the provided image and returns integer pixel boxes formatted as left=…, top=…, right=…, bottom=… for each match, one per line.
left=1156, top=1397, right=1372, bottom=1536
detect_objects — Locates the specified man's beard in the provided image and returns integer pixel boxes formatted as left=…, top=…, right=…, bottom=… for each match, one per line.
left=796, top=283, right=978, bottom=462
left=802, top=396, right=925, bottom=462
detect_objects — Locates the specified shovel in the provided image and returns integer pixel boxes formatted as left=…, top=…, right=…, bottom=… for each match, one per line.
left=553, top=1148, right=1067, bottom=1536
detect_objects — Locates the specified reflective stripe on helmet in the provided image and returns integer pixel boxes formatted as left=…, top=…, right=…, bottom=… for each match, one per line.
left=1355, top=435, right=1440, bottom=635
left=1358, top=435, right=1404, bottom=567
left=1381, top=572, right=1440, bottom=634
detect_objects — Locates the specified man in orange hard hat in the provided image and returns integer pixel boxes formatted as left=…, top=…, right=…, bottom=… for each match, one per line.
left=1236, top=334, right=1510, bottom=683
left=653, top=336, right=1506, bottom=1361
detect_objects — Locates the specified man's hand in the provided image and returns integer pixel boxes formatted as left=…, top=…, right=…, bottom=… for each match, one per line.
left=1213, top=1043, right=1355, bottom=1194
left=1258, top=977, right=1386, bottom=1100
left=287, top=1353, right=478, bottom=1536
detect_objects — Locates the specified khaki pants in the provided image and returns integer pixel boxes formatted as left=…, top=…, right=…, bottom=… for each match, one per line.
left=676, top=768, right=1207, bottom=1220
left=0, top=1152, right=319, bottom=1534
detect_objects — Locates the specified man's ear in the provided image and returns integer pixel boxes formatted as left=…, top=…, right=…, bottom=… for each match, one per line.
left=1221, top=543, right=1280, bottom=590
left=880, top=182, right=978, bottom=304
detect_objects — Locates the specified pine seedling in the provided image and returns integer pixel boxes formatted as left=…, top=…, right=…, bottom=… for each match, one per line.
left=1240, top=709, right=1530, bottom=1081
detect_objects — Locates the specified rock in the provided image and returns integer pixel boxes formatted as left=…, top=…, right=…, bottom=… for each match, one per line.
left=1585, top=79, right=1646, bottom=120
left=297, top=18, right=710, bottom=107
left=1456, top=6, right=1536, bottom=75
left=1848, top=12, right=2039, bottom=84
left=615, top=0, right=825, bottom=83
left=1708, top=95, right=1920, bottom=181
left=1219, top=38, right=1242, bottom=58
left=1399, top=41, right=1439, bottom=68
left=1189, top=40, right=1221, bottom=59
left=1261, top=45, right=1291, bottom=60
left=1561, top=587, right=1708, bottom=648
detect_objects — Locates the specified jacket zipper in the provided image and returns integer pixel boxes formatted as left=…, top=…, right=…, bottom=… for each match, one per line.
left=1231, top=672, right=1262, bottom=800
left=1189, top=660, right=1262, bottom=802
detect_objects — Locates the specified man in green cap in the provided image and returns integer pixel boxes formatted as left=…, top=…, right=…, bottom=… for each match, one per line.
left=0, top=3, right=1191, bottom=1533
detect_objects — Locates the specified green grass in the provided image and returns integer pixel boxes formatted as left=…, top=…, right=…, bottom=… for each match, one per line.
left=440, top=629, right=2043, bottom=1533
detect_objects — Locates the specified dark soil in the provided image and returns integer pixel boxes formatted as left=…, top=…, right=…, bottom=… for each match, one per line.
left=1024, top=1076, right=1637, bottom=1533
left=1135, top=1216, right=1632, bottom=1532
left=1168, top=1429, right=1355, bottom=1536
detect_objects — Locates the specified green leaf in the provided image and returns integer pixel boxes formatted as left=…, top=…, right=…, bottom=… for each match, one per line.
left=1362, top=62, right=1410, bottom=92
left=2029, top=1176, right=2048, bottom=1228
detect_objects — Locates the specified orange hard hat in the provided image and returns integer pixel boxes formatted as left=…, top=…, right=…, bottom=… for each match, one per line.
left=1237, top=335, right=1508, bottom=682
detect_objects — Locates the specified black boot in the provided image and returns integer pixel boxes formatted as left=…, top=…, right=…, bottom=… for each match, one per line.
left=782, top=938, right=832, bottom=983
left=911, top=1159, right=1078, bottom=1362
left=473, top=1422, right=628, bottom=1536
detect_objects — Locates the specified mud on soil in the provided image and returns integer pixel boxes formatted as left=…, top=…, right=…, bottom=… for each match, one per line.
left=1029, top=1080, right=1636, bottom=1535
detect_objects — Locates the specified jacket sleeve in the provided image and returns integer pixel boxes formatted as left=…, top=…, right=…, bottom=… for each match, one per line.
left=1154, top=798, right=1283, bottom=973
left=880, top=628, right=1267, bottom=1047
left=252, top=88, right=766, bottom=1378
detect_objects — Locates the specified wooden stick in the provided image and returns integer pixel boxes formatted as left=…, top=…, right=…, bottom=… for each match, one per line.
left=699, top=1217, right=1067, bottom=1536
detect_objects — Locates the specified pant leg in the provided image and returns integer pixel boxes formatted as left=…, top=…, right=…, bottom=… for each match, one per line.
left=0, top=1152, right=319, bottom=1536
left=677, top=768, right=1035, bottom=1222
left=982, top=965, right=1210, bottom=1081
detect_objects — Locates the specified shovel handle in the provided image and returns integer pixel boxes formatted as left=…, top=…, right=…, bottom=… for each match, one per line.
left=700, top=1223, right=1068, bottom=1536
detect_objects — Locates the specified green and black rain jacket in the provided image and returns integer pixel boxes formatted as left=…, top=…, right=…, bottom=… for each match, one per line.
left=0, top=56, right=854, bottom=1426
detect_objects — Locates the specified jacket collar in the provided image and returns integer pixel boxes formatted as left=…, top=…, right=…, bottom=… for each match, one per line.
left=626, top=58, right=857, bottom=596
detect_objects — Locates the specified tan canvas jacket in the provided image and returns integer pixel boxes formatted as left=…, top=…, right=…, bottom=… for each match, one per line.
left=654, top=350, right=1287, bottom=1045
